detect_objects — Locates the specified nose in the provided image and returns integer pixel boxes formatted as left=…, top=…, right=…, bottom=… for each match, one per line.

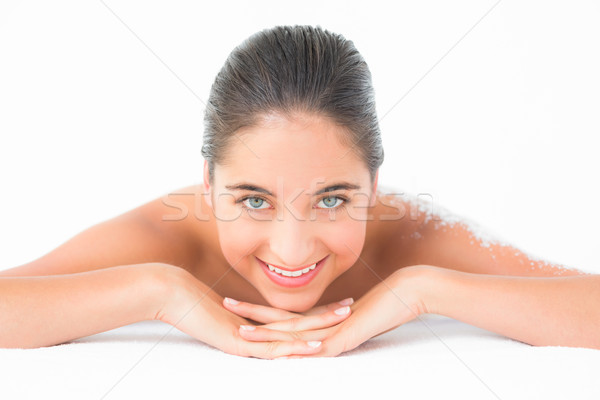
left=268, top=211, right=316, bottom=268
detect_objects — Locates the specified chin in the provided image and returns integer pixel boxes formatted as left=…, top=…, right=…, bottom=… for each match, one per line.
left=267, top=295, right=319, bottom=313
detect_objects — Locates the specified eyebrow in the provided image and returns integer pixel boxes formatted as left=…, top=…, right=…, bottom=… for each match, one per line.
left=224, top=182, right=361, bottom=196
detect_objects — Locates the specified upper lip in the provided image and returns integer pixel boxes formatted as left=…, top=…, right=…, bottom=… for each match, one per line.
left=257, top=255, right=327, bottom=272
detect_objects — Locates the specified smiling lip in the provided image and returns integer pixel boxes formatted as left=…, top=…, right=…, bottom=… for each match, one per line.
left=261, top=260, right=318, bottom=272
left=257, top=255, right=328, bottom=288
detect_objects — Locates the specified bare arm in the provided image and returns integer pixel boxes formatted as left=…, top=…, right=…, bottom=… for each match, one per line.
left=422, top=266, right=600, bottom=349
left=0, top=185, right=205, bottom=349
left=0, top=263, right=170, bottom=349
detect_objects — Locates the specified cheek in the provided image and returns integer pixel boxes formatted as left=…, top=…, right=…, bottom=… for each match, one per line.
left=320, top=218, right=367, bottom=268
left=215, top=217, right=264, bottom=263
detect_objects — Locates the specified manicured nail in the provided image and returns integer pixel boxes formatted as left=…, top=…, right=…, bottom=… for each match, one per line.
left=306, top=341, right=321, bottom=348
left=338, top=297, right=354, bottom=306
left=334, top=306, right=350, bottom=315
left=240, top=325, right=255, bottom=331
left=225, top=297, right=239, bottom=305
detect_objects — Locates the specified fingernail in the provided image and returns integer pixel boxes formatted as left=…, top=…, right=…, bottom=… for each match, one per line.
left=225, top=297, right=239, bottom=305
left=240, top=325, right=255, bottom=331
left=338, top=297, right=354, bottom=306
left=306, top=341, right=321, bottom=348
left=334, top=306, right=350, bottom=315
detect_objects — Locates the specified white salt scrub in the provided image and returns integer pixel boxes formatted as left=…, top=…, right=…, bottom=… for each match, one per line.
left=375, top=184, right=587, bottom=276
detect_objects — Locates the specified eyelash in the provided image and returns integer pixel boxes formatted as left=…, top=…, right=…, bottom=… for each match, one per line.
left=235, top=195, right=349, bottom=212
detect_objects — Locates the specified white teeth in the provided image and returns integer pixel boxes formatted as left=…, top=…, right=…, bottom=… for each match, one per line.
left=267, top=263, right=317, bottom=278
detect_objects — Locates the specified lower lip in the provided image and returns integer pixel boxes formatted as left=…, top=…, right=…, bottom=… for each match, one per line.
left=258, top=256, right=328, bottom=288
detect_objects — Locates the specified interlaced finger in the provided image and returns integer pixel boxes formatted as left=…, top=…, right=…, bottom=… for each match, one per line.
left=223, top=297, right=301, bottom=324
left=239, top=338, right=323, bottom=359
left=301, top=297, right=354, bottom=316
left=261, top=305, right=351, bottom=332
left=238, top=324, right=335, bottom=342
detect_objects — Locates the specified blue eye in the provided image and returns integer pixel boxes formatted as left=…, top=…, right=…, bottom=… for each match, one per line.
left=239, top=195, right=346, bottom=211
left=317, top=196, right=344, bottom=209
left=242, top=197, right=270, bottom=210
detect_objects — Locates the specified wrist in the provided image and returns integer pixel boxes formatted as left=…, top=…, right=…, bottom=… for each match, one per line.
left=398, top=265, right=454, bottom=316
left=142, top=263, right=193, bottom=322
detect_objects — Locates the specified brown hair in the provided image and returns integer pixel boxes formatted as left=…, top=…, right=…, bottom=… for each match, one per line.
left=201, top=25, right=384, bottom=183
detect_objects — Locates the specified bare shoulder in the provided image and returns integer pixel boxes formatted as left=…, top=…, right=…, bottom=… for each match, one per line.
left=371, top=189, right=589, bottom=277
left=0, top=183, right=213, bottom=277
left=132, top=183, right=211, bottom=238
left=127, top=183, right=218, bottom=265
left=359, top=190, right=432, bottom=275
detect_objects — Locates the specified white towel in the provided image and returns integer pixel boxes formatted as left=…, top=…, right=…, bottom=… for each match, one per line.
left=2, top=313, right=599, bottom=399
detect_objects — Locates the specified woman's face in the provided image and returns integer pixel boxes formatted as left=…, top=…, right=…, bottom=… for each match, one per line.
left=203, top=112, right=378, bottom=312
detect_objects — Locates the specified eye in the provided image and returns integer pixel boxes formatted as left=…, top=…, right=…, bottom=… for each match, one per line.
left=241, top=196, right=271, bottom=210
left=316, top=196, right=345, bottom=209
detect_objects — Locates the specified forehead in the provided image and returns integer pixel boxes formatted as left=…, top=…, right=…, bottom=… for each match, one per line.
left=215, top=113, right=369, bottom=188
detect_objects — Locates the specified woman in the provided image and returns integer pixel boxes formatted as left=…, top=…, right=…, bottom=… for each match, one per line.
left=0, top=25, right=597, bottom=358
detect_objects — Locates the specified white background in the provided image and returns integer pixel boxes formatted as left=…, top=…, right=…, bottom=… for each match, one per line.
left=1, top=0, right=599, bottom=273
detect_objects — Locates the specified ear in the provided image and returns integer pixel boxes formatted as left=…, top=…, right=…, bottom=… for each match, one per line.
left=369, top=169, right=379, bottom=208
left=203, top=160, right=213, bottom=209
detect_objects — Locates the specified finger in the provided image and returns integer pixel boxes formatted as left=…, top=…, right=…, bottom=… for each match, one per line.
left=275, top=336, right=343, bottom=359
left=262, top=305, right=351, bottom=332
left=240, top=338, right=323, bottom=360
left=313, top=292, right=411, bottom=358
left=302, top=297, right=354, bottom=317
left=287, top=327, right=354, bottom=359
left=238, top=324, right=334, bottom=342
left=223, top=297, right=300, bottom=324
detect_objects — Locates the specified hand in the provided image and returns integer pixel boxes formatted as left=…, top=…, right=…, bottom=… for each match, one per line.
left=227, top=265, right=431, bottom=358
left=221, top=295, right=355, bottom=346
left=154, top=265, right=345, bottom=359
left=223, top=295, right=355, bottom=324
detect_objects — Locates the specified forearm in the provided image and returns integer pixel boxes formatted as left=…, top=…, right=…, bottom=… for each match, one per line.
left=423, top=268, right=600, bottom=349
left=0, top=263, right=168, bottom=348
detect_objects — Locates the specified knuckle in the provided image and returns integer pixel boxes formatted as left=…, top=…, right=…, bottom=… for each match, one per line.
left=265, top=341, right=279, bottom=359
left=341, top=330, right=359, bottom=355
left=287, top=317, right=300, bottom=331
left=332, top=327, right=351, bottom=355
left=232, top=338, right=249, bottom=358
left=288, top=330, right=303, bottom=341
left=340, top=336, right=350, bottom=354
